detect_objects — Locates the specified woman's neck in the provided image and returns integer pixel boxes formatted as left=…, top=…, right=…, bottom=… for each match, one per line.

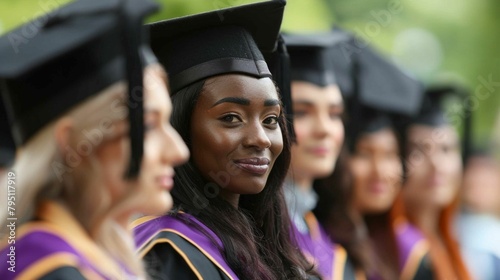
left=409, top=204, right=442, bottom=235
left=116, top=212, right=133, bottom=229
left=288, top=174, right=314, bottom=192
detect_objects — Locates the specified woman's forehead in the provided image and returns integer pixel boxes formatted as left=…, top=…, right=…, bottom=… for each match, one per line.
left=408, top=124, right=459, bottom=145
left=201, top=75, right=278, bottom=102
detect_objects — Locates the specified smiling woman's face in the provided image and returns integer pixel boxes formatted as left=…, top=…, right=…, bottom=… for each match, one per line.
left=190, top=74, right=284, bottom=205
left=289, top=82, right=344, bottom=182
left=403, top=124, right=462, bottom=209
left=350, top=128, right=402, bottom=214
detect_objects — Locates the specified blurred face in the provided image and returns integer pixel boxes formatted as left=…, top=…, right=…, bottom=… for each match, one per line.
left=350, top=128, right=402, bottom=214
left=403, top=125, right=462, bottom=210
left=190, top=74, right=283, bottom=206
left=461, top=156, right=500, bottom=215
left=290, top=82, right=344, bottom=182
left=96, top=65, right=189, bottom=216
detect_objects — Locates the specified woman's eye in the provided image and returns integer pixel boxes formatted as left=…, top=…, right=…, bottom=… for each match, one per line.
left=220, top=114, right=240, bottom=123
left=330, top=112, right=342, bottom=119
left=263, top=116, right=279, bottom=126
left=329, top=107, right=344, bottom=119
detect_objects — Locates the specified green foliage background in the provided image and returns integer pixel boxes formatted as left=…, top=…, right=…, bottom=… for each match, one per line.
left=1, top=0, right=499, bottom=148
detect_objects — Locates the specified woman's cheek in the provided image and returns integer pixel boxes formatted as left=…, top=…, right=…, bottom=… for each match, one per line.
left=293, top=120, right=310, bottom=144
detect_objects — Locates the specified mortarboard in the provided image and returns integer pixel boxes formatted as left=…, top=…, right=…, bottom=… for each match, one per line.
left=413, top=85, right=465, bottom=126
left=283, top=32, right=342, bottom=87
left=147, top=0, right=286, bottom=95
left=327, top=27, right=425, bottom=152
left=411, top=84, right=472, bottom=164
left=328, top=30, right=356, bottom=99
left=330, top=27, right=424, bottom=117
left=147, top=0, right=296, bottom=140
left=0, top=0, right=159, bottom=178
left=345, top=104, right=395, bottom=152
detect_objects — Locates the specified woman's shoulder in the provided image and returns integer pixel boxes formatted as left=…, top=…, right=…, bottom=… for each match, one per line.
left=0, top=222, right=91, bottom=279
left=132, top=215, right=171, bottom=251
left=142, top=232, right=232, bottom=280
left=132, top=213, right=238, bottom=280
left=393, top=220, right=427, bottom=249
left=393, top=221, right=434, bottom=280
left=132, top=214, right=208, bottom=253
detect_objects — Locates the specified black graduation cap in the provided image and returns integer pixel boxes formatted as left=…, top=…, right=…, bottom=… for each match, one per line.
left=0, top=0, right=159, bottom=178
left=330, top=27, right=424, bottom=116
left=0, top=92, right=15, bottom=168
left=413, top=85, right=464, bottom=126
left=147, top=0, right=286, bottom=94
left=346, top=104, right=395, bottom=152
left=328, top=30, right=356, bottom=99
left=411, top=84, right=472, bottom=164
left=283, top=32, right=343, bottom=87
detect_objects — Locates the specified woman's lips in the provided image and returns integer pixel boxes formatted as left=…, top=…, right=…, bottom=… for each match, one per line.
left=233, top=158, right=270, bottom=175
left=429, top=176, right=445, bottom=188
left=308, top=146, right=331, bottom=157
left=368, top=182, right=388, bottom=195
left=157, top=175, right=174, bottom=190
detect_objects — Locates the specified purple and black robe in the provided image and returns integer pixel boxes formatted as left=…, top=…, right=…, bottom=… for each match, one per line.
left=394, top=220, right=434, bottom=280
left=291, top=211, right=359, bottom=280
left=359, top=220, right=434, bottom=280
left=133, top=212, right=238, bottom=280
left=0, top=201, right=132, bottom=280
left=285, top=183, right=359, bottom=280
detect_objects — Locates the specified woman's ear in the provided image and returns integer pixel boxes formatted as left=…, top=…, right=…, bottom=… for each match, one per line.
left=54, top=117, right=74, bottom=157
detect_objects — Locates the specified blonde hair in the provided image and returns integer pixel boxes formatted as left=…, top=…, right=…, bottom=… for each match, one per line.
left=1, top=81, right=146, bottom=278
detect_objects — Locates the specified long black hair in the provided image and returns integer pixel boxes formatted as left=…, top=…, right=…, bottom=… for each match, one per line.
left=314, top=125, right=402, bottom=280
left=169, top=78, right=316, bottom=280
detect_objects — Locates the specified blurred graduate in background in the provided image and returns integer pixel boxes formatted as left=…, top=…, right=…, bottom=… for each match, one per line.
left=457, top=145, right=500, bottom=280
left=449, top=86, right=500, bottom=280
left=314, top=28, right=434, bottom=280
left=283, top=32, right=357, bottom=280
left=399, top=86, right=472, bottom=280
left=0, top=0, right=189, bottom=278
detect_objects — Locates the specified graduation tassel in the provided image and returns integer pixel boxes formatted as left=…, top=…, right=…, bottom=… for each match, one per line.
left=264, top=34, right=296, bottom=142
left=119, top=0, right=159, bottom=179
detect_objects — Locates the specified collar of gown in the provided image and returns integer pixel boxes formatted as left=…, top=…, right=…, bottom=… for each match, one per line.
left=284, top=180, right=319, bottom=234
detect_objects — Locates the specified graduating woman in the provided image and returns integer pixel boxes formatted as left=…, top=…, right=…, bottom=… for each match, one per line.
left=343, top=107, right=433, bottom=280
left=400, top=87, right=472, bottom=280
left=0, top=0, right=189, bottom=279
left=132, top=1, right=318, bottom=280
left=314, top=29, right=434, bottom=280
left=282, top=32, right=358, bottom=280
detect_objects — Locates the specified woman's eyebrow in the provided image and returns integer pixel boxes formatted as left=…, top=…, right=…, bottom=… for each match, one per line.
left=264, top=99, right=280, bottom=107
left=212, top=97, right=250, bottom=107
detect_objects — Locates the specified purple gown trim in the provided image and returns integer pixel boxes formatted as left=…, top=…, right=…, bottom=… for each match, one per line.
left=395, top=221, right=427, bottom=273
left=134, top=213, right=239, bottom=280
left=366, top=222, right=427, bottom=280
left=290, top=213, right=338, bottom=279
left=0, top=229, right=108, bottom=279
